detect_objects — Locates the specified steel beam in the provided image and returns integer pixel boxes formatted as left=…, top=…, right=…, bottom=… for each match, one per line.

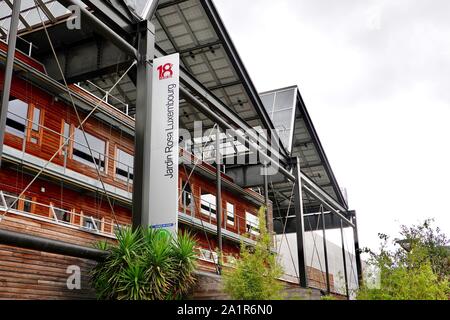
left=215, top=126, right=223, bottom=274
left=302, top=184, right=353, bottom=227
left=263, top=164, right=270, bottom=227
left=57, top=0, right=138, bottom=58
left=39, top=36, right=132, bottom=84
left=351, top=210, right=363, bottom=287
left=340, top=219, right=350, bottom=300
left=292, top=157, right=308, bottom=288
left=35, top=0, right=57, bottom=23
left=0, top=0, right=21, bottom=167
left=200, top=0, right=289, bottom=160
left=226, top=164, right=287, bottom=188
left=180, top=86, right=295, bottom=182
left=4, top=0, right=31, bottom=31
left=321, top=205, right=331, bottom=294
left=132, top=20, right=155, bottom=227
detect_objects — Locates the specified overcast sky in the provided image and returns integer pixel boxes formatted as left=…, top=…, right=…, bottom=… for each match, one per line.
left=215, top=0, right=450, bottom=250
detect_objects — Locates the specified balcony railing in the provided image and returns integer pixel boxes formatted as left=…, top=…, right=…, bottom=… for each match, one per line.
left=0, top=191, right=127, bottom=239
left=0, top=190, right=262, bottom=243
left=180, top=190, right=261, bottom=241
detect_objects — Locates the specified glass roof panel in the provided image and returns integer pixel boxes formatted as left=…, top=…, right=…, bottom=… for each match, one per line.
left=259, top=88, right=297, bottom=151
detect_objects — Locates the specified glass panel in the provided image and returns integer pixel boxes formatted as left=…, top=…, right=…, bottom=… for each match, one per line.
left=272, top=109, right=293, bottom=129
left=181, top=181, right=192, bottom=207
left=6, top=99, right=28, bottom=137
left=83, top=216, right=101, bottom=231
left=201, top=193, right=216, bottom=219
left=246, top=212, right=260, bottom=235
left=226, top=202, right=235, bottom=225
left=54, top=207, right=71, bottom=223
left=3, top=191, right=18, bottom=209
left=72, top=128, right=106, bottom=171
left=274, top=89, right=295, bottom=111
left=23, top=196, right=32, bottom=213
left=32, top=107, right=40, bottom=132
left=260, top=93, right=275, bottom=114
left=115, top=149, right=134, bottom=182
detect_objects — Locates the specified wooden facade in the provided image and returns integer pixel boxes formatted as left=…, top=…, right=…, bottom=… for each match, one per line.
left=0, top=45, right=269, bottom=286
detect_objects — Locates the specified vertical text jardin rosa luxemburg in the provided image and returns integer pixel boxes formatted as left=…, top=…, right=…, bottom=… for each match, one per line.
left=165, top=83, right=177, bottom=179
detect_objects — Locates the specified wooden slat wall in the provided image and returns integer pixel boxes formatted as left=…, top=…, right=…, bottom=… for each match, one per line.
left=0, top=244, right=96, bottom=300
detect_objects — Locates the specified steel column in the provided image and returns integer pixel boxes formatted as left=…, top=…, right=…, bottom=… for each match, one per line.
left=0, top=0, right=21, bottom=167
left=215, top=126, right=223, bottom=274
left=263, top=163, right=270, bottom=228
left=292, top=157, right=308, bottom=288
left=321, top=205, right=331, bottom=294
left=340, top=219, right=350, bottom=300
left=132, top=20, right=155, bottom=227
left=352, top=211, right=363, bottom=287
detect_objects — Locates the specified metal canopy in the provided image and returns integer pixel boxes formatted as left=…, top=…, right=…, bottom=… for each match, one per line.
left=260, top=86, right=348, bottom=216
left=4, top=0, right=289, bottom=159
left=1, top=0, right=347, bottom=214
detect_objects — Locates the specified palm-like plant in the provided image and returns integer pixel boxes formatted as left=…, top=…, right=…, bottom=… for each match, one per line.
left=91, top=227, right=198, bottom=300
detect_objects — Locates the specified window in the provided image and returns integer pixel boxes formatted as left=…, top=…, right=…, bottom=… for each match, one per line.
left=82, top=216, right=102, bottom=231
left=181, top=180, right=192, bottom=208
left=6, top=99, right=28, bottom=138
left=52, top=207, right=71, bottom=224
left=201, top=192, right=216, bottom=219
left=22, top=196, right=33, bottom=213
left=72, top=128, right=107, bottom=171
left=198, top=248, right=218, bottom=263
left=246, top=212, right=260, bottom=236
left=2, top=191, right=19, bottom=210
left=115, top=148, right=134, bottom=182
left=28, top=105, right=42, bottom=144
left=226, top=202, right=235, bottom=226
left=60, top=121, right=71, bottom=156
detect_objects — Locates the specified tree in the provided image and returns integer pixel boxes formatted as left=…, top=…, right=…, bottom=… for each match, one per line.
left=91, top=227, right=197, bottom=300
left=222, top=206, right=284, bottom=300
left=357, top=220, right=449, bottom=300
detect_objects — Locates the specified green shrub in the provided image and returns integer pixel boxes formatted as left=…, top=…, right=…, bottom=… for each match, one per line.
left=223, top=207, right=284, bottom=300
left=91, top=227, right=197, bottom=300
left=357, top=220, right=449, bottom=300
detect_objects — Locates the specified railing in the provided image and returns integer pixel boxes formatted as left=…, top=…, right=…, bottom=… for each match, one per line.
left=81, top=81, right=130, bottom=116
left=0, top=191, right=128, bottom=239
left=0, top=189, right=262, bottom=243
left=5, top=109, right=134, bottom=192
left=180, top=190, right=261, bottom=241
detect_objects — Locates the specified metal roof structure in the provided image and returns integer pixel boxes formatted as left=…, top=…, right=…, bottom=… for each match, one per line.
left=260, top=86, right=348, bottom=213
left=0, top=0, right=348, bottom=213
left=0, top=0, right=362, bottom=291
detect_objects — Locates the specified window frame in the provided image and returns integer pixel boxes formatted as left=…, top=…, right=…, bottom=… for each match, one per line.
left=71, top=126, right=109, bottom=173
left=26, top=103, right=44, bottom=146
left=200, top=191, right=217, bottom=220
left=246, top=211, right=260, bottom=236
left=226, top=202, right=235, bottom=226
left=5, top=98, right=29, bottom=139
left=113, top=146, right=134, bottom=183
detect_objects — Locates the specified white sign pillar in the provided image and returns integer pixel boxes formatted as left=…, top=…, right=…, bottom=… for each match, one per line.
left=148, top=53, right=180, bottom=235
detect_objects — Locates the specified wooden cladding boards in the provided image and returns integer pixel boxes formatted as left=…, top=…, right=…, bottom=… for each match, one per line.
left=0, top=167, right=131, bottom=234
left=0, top=244, right=96, bottom=300
left=3, top=74, right=134, bottom=191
